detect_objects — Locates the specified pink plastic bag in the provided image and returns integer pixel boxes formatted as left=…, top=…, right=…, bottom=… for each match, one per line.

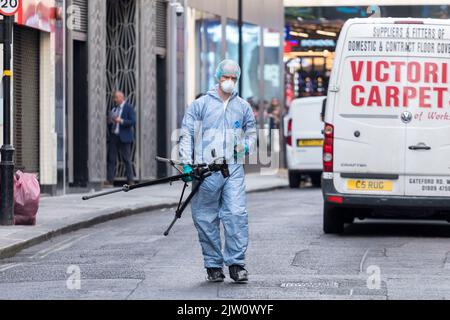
left=14, top=171, right=40, bottom=226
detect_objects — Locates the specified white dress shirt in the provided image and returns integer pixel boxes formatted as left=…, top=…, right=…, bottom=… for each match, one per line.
left=113, top=101, right=126, bottom=135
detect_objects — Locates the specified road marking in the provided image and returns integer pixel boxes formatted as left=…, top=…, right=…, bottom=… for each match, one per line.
left=31, top=237, right=80, bottom=259
left=360, top=249, right=370, bottom=273
left=0, top=234, right=93, bottom=273
left=30, top=238, right=74, bottom=259
left=0, top=263, right=23, bottom=272
left=37, top=235, right=91, bottom=260
left=31, top=234, right=91, bottom=260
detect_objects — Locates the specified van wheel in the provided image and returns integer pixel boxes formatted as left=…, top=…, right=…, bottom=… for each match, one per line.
left=288, top=171, right=301, bottom=189
left=323, top=203, right=345, bottom=234
left=311, top=174, right=322, bottom=188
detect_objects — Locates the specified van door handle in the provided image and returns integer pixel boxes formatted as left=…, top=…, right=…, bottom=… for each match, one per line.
left=409, top=143, right=431, bottom=151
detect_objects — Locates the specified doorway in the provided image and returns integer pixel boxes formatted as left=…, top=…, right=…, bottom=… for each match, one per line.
left=156, top=55, right=167, bottom=178
left=71, top=40, right=89, bottom=186
left=13, top=26, right=40, bottom=175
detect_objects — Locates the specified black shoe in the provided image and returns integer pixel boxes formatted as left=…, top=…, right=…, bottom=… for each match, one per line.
left=206, top=268, right=225, bottom=283
left=103, top=181, right=114, bottom=189
left=229, top=265, right=249, bottom=283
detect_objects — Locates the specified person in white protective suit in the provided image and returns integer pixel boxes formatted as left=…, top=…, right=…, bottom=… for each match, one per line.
left=179, top=60, right=257, bottom=283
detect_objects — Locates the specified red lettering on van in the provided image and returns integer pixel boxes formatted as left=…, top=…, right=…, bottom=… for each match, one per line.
left=368, top=86, right=382, bottom=107
left=425, top=62, right=438, bottom=83
left=351, top=85, right=365, bottom=106
left=348, top=60, right=450, bottom=109
left=351, top=61, right=364, bottom=81
left=375, top=61, right=389, bottom=82
left=386, top=86, right=400, bottom=107
left=366, top=61, right=373, bottom=82
left=419, top=87, right=432, bottom=108
left=433, top=87, right=448, bottom=108
left=391, top=61, right=406, bottom=82
left=403, top=87, right=417, bottom=107
left=442, top=63, right=448, bottom=83
left=407, top=62, right=421, bottom=83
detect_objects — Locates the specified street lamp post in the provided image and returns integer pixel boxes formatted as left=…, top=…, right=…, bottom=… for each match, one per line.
left=238, top=0, right=243, bottom=95
left=0, top=14, right=16, bottom=226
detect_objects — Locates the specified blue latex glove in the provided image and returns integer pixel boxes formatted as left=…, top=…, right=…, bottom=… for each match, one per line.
left=234, top=144, right=250, bottom=160
left=182, top=165, right=193, bottom=182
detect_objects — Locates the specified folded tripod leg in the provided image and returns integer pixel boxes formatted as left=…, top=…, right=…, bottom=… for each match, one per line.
left=164, top=178, right=205, bottom=237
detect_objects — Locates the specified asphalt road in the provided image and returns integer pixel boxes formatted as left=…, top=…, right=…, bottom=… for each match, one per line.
left=0, top=188, right=450, bottom=300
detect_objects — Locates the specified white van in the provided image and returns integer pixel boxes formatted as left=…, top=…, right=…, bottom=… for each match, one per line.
left=322, top=18, right=450, bottom=233
left=285, top=97, right=326, bottom=188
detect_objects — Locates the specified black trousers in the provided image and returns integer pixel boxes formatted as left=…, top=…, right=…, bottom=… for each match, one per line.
left=107, top=134, right=134, bottom=182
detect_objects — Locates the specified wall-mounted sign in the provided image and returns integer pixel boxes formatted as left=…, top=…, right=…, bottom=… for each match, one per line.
left=0, top=0, right=21, bottom=16
left=16, top=0, right=54, bottom=33
left=301, top=39, right=336, bottom=48
left=284, top=40, right=299, bottom=53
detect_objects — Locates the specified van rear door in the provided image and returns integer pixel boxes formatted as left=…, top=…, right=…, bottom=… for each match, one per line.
left=331, top=21, right=408, bottom=196
left=403, top=23, right=450, bottom=197
left=291, top=98, right=325, bottom=168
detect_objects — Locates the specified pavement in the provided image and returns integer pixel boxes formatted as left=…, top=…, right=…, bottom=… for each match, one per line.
left=0, top=171, right=288, bottom=260
left=1, top=188, right=449, bottom=300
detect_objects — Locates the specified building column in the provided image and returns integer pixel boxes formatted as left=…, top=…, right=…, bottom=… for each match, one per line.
left=87, top=0, right=107, bottom=186
left=137, top=0, right=158, bottom=180
left=40, top=31, right=58, bottom=194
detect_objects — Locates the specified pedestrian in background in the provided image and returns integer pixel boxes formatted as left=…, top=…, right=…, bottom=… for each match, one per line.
left=105, top=91, right=136, bottom=187
left=247, top=97, right=259, bottom=126
left=268, top=97, right=282, bottom=131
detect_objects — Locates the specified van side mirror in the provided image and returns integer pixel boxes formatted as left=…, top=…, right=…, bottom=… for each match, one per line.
left=321, top=98, right=327, bottom=122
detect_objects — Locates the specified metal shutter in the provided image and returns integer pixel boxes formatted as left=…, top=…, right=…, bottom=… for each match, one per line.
left=13, top=26, right=40, bottom=174
left=156, top=0, right=167, bottom=50
left=72, top=0, right=88, bottom=34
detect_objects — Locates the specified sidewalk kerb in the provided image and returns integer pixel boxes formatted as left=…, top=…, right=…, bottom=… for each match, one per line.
left=0, top=184, right=286, bottom=260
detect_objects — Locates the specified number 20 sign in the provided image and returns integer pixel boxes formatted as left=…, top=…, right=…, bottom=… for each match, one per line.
left=0, top=0, right=21, bottom=16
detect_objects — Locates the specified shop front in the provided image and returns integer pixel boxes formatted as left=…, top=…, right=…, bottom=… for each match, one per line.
left=185, top=0, right=284, bottom=132
left=284, top=3, right=450, bottom=107
left=10, top=0, right=63, bottom=195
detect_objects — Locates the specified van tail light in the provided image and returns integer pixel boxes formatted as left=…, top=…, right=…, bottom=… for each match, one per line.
left=286, top=119, right=293, bottom=147
left=327, top=196, right=343, bottom=204
left=323, top=123, right=334, bottom=172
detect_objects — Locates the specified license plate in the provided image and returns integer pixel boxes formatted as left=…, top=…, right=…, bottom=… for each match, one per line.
left=298, top=139, right=324, bottom=147
left=347, top=180, right=393, bottom=192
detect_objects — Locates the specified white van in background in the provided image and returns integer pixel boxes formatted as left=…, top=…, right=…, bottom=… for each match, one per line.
left=322, top=18, right=450, bottom=233
left=285, top=97, right=326, bottom=188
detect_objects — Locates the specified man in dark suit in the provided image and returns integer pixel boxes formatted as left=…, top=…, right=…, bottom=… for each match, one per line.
left=106, top=91, right=136, bottom=186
